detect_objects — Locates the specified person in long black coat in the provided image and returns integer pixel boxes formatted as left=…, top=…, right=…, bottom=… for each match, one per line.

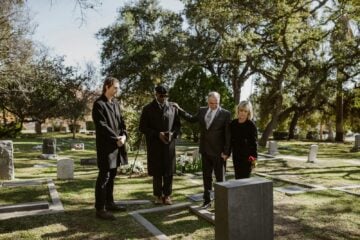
left=139, top=85, right=181, bottom=205
left=92, top=77, right=128, bottom=220
left=230, top=100, right=258, bottom=179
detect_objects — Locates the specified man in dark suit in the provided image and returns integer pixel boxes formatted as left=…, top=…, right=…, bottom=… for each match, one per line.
left=92, top=77, right=128, bottom=220
left=139, top=85, right=181, bottom=205
left=176, top=92, right=231, bottom=208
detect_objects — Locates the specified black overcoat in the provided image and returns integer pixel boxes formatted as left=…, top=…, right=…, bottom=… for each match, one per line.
left=139, top=100, right=181, bottom=176
left=92, top=94, right=128, bottom=170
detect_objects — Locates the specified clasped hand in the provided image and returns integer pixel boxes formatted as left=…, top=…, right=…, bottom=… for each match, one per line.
left=159, top=131, right=172, bottom=144
left=117, top=135, right=126, bottom=147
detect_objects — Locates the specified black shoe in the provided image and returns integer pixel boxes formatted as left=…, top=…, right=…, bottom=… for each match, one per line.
left=201, top=201, right=211, bottom=209
left=96, top=210, right=116, bottom=220
left=105, top=203, right=126, bottom=212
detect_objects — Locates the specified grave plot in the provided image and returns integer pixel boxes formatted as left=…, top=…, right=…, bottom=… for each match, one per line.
left=0, top=179, right=64, bottom=220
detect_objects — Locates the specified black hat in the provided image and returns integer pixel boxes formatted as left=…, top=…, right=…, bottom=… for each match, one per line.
left=154, top=85, right=168, bottom=94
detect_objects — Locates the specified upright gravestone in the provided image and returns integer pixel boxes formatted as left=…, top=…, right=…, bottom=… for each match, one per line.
left=268, top=141, right=278, bottom=156
left=0, top=141, right=14, bottom=180
left=42, top=138, right=56, bottom=159
left=215, top=177, right=273, bottom=240
left=57, top=159, right=74, bottom=180
left=307, top=144, right=318, bottom=163
left=351, top=135, right=360, bottom=152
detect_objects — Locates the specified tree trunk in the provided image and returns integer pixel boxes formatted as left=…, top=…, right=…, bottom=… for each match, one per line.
left=35, top=121, right=42, bottom=134
left=259, top=114, right=279, bottom=147
left=288, top=111, right=300, bottom=140
left=72, top=119, right=77, bottom=139
left=335, top=71, right=344, bottom=142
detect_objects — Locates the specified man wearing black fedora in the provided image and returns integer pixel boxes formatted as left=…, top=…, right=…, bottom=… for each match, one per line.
left=139, top=85, right=181, bottom=205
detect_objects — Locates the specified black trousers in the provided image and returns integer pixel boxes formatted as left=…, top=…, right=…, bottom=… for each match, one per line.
left=201, top=153, right=225, bottom=203
left=95, top=168, right=117, bottom=210
left=233, top=158, right=252, bottom=179
left=153, top=175, right=173, bottom=197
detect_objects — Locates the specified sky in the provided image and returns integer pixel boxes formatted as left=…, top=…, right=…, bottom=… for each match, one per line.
left=25, top=0, right=252, bottom=100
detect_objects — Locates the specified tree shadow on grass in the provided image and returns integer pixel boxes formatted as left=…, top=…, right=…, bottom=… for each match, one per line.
left=274, top=190, right=360, bottom=240
left=0, top=208, right=153, bottom=240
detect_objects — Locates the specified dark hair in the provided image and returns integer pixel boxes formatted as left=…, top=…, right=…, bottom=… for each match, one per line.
left=102, top=77, right=119, bottom=94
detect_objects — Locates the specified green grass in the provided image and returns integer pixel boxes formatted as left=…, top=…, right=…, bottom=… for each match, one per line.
left=0, top=134, right=359, bottom=239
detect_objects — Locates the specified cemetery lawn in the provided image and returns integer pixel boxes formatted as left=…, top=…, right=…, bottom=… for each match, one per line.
left=0, top=133, right=359, bottom=239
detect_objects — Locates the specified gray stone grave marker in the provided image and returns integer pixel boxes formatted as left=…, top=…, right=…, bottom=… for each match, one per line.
left=57, top=159, right=74, bottom=180
left=215, top=177, right=273, bottom=240
left=307, top=144, right=318, bottom=163
left=0, top=141, right=14, bottom=180
left=351, top=135, right=360, bottom=152
left=41, top=138, right=57, bottom=159
left=268, top=141, right=278, bottom=156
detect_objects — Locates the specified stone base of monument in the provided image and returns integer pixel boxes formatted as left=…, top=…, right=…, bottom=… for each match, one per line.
left=39, top=154, right=57, bottom=160
left=0, top=179, right=64, bottom=220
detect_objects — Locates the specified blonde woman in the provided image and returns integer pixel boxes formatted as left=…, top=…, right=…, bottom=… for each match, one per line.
left=230, top=101, right=258, bottom=179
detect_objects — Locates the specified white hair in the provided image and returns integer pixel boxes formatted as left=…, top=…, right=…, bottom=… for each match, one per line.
left=207, top=91, right=220, bottom=102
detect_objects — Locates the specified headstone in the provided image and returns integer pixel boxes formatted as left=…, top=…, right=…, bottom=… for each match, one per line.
left=215, top=177, right=273, bottom=240
left=70, top=142, right=84, bottom=150
left=42, top=138, right=56, bottom=155
left=57, top=159, right=74, bottom=180
left=80, top=158, right=97, bottom=165
left=0, top=141, right=14, bottom=180
left=307, top=144, right=318, bottom=163
left=192, top=148, right=200, bottom=161
left=268, top=141, right=278, bottom=155
left=351, top=135, right=360, bottom=152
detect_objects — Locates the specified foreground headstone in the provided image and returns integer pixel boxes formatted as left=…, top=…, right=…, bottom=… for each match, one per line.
left=57, top=159, right=74, bottom=180
left=0, top=141, right=14, bottom=180
left=215, top=177, right=273, bottom=240
left=268, top=141, right=278, bottom=155
left=307, top=144, right=318, bottom=163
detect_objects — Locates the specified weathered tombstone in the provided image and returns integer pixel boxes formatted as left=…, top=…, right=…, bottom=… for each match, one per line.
left=42, top=138, right=56, bottom=155
left=307, top=144, right=318, bottom=163
left=268, top=141, right=278, bottom=155
left=57, top=159, right=74, bottom=180
left=215, top=177, right=273, bottom=240
left=0, top=141, right=14, bottom=180
left=351, top=135, right=360, bottom=152
left=70, top=142, right=84, bottom=150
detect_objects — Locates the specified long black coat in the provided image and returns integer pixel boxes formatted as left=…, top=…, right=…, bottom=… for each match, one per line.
left=92, top=95, right=128, bottom=170
left=139, top=100, right=181, bottom=176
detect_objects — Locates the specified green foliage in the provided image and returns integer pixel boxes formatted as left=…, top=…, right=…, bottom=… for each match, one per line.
left=0, top=122, right=22, bottom=138
left=85, top=121, right=95, bottom=131
left=169, top=67, right=235, bottom=141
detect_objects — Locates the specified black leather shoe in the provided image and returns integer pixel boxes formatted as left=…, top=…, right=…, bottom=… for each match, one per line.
left=105, top=204, right=126, bottom=212
left=201, top=201, right=211, bottom=209
left=96, top=210, right=116, bottom=220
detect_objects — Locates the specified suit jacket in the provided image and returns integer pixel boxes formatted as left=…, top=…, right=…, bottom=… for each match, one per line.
left=92, top=94, right=128, bottom=170
left=179, top=106, right=231, bottom=157
left=139, top=99, right=181, bottom=176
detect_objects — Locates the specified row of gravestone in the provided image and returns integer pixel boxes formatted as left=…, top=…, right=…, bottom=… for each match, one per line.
left=268, top=135, right=360, bottom=162
left=0, top=140, right=74, bottom=180
left=41, top=139, right=85, bottom=155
